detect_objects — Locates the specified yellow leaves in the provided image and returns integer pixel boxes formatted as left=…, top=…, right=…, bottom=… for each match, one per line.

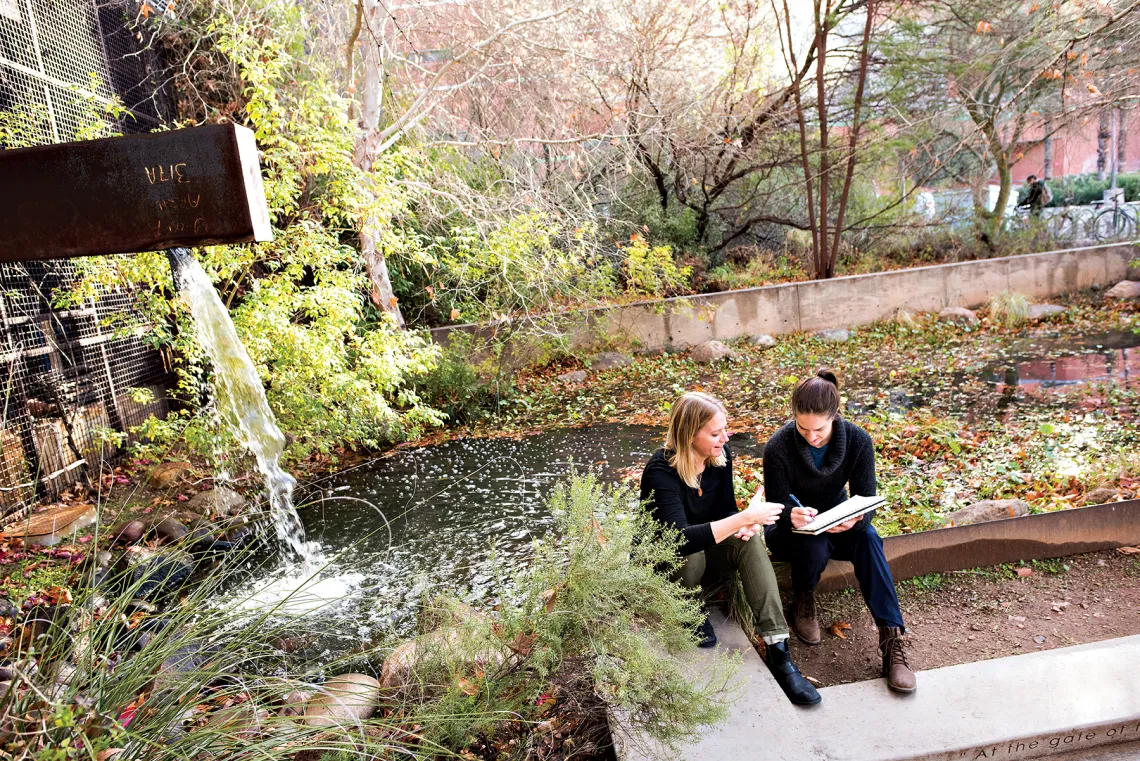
left=139, top=1, right=153, bottom=18
left=450, top=308, right=461, bottom=321
left=975, top=20, right=993, bottom=34
left=1088, top=83, right=1103, bottom=97
left=425, top=285, right=435, bottom=301
left=829, top=621, right=852, bottom=639
left=388, top=295, right=399, bottom=308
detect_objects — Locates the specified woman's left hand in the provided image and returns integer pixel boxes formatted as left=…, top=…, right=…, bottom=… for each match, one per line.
left=735, top=523, right=763, bottom=541
left=826, top=516, right=862, bottom=533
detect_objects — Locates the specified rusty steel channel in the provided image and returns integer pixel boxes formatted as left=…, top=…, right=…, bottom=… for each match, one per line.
left=0, top=124, right=271, bottom=262
left=771, top=499, right=1140, bottom=592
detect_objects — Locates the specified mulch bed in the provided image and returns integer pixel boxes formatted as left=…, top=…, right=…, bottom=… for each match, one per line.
left=775, top=549, right=1140, bottom=688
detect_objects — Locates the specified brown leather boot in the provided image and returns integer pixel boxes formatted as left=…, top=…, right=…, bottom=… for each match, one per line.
left=879, top=626, right=916, bottom=693
left=790, top=591, right=821, bottom=645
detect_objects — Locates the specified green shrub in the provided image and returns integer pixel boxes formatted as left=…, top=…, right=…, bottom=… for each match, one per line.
left=621, top=234, right=692, bottom=296
left=410, top=348, right=496, bottom=423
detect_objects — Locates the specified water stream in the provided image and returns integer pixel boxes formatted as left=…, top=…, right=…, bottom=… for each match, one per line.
left=168, top=248, right=314, bottom=566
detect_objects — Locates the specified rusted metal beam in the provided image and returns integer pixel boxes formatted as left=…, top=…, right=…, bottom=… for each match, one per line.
left=771, top=499, right=1140, bottom=592
left=0, top=124, right=272, bottom=262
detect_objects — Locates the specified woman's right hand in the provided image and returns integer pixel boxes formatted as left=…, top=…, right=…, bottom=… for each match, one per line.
left=742, top=494, right=784, bottom=526
left=790, top=506, right=818, bottom=530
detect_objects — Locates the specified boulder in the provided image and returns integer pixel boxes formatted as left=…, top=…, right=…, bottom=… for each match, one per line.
left=148, top=517, right=189, bottom=544
left=556, top=370, right=588, bottom=383
left=302, top=673, right=381, bottom=727
left=1084, top=486, right=1118, bottom=505
left=127, top=549, right=193, bottom=601
left=110, top=520, right=146, bottom=545
left=0, top=597, right=20, bottom=620
left=589, top=352, right=632, bottom=371
left=938, top=306, right=979, bottom=327
left=279, top=689, right=315, bottom=718
left=186, top=487, right=246, bottom=518
left=750, top=334, right=777, bottom=348
left=1026, top=304, right=1066, bottom=322
left=814, top=328, right=851, bottom=343
left=3, top=503, right=97, bottom=547
left=1105, top=280, right=1140, bottom=300
left=689, top=340, right=739, bottom=363
left=148, top=461, right=192, bottom=489
left=942, top=499, right=1030, bottom=527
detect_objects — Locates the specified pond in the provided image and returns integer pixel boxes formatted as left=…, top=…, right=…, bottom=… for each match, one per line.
left=230, top=330, right=1140, bottom=658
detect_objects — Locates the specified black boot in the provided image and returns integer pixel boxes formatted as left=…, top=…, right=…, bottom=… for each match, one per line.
left=764, top=639, right=821, bottom=705
left=695, top=613, right=717, bottom=648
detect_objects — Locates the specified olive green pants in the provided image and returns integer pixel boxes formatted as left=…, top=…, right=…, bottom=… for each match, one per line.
left=674, top=535, right=789, bottom=641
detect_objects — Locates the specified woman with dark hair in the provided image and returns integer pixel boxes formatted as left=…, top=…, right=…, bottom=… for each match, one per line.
left=641, top=391, right=820, bottom=706
left=762, top=370, right=917, bottom=694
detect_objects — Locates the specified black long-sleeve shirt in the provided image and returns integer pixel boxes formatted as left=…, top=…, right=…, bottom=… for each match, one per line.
left=640, top=444, right=736, bottom=556
left=762, top=419, right=877, bottom=532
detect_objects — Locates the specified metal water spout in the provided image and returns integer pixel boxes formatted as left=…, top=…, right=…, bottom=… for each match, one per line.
left=0, top=124, right=272, bottom=265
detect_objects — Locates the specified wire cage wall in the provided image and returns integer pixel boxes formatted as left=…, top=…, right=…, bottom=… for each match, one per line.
left=1, top=1, right=176, bottom=521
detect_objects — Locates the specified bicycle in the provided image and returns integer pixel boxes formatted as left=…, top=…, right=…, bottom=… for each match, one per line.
left=1092, top=195, right=1137, bottom=241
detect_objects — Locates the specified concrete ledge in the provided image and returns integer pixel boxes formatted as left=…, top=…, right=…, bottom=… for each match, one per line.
left=808, top=635, right=1140, bottom=761
left=774, top=499, right=1140, bottom=593
left=614, top=619, right=1140, bottom=761
left=432, top=243, right=1139, bottom=352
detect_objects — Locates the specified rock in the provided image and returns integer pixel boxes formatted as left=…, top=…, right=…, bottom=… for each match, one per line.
left=556, top=370, right=588, bottom=383
left=3, top=503, right=97, bottom=547
left=147, top=461, right=192, bottom=489
left=750, top=334, right=777, bottom=348
left=0, top=597, right=18, bottom=620
left=938, top=306, right=979, bottom=327
left=589, top=352, right=632, bottom=371
left=1105, top=280, right=1140, bottom=300
left=942, top=499, right=1030, bottom=527
left=814, top=328, right=851, bottom=342
left=689, top=340, right=739, bottom=363
left=302, top=673, right=381, bottom=726
left=1084, top=487, right=1118, bottom=505
left=1026, top=304, right=1066, bottom=322
left=632, top=345, right=664, bottom=357
left=148, top=517, right=189, bottom=544
left=279, top=689, right=315, bottom=717
left=186, top=487, right=246, bottom=518
left=110, top=520, right=146, bottom=545
left=127, top=549, right=193, bottom=601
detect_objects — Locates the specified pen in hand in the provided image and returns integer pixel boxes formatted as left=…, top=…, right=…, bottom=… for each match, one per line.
left=788, top=493, right=817, bottom=525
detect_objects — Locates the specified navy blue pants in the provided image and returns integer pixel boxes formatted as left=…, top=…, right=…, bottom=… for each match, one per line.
left=765, top=522, right=905, bottom=630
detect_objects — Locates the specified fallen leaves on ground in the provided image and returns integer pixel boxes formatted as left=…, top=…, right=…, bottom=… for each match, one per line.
left=1116, top=546, right=1140, bottom=555
left=829, top=621, right=852, bottom=639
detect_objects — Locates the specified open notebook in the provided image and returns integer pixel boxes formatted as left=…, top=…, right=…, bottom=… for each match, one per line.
left=791, top=494, right=885, bottom=535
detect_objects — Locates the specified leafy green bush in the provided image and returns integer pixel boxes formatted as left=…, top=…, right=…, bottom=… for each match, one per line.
left=621, top=234, right=692, bottom=296
left=410, top=348, right=497, bottom=424
left=1036, top=172, right=1140, bottom=206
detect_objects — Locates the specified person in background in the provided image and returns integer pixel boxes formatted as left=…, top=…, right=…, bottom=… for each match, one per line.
left=640, top=391, right=820, bottom=706
left=762, top=370, right=916, bottom=694
left=1020, top=174, right=1049, bottom=219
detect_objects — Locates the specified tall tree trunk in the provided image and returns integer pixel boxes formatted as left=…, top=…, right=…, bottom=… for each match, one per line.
left=1042, top=118, right=1053, bottom=181
left=1117, top=107, right=1128, bottom=177
left=813, top=0, right=831, bottom=279
left=1097, top=110, right=1111, bottom=181
left=354, top=0, right=405, bottom=327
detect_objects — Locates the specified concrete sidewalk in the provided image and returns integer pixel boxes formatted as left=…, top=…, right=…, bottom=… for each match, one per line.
left=613, top=611, right=1140, bottom=761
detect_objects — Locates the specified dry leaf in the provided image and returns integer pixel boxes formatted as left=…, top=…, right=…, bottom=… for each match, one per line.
left=507, top=631, right=537, bottom=656
left=1116, top=546, right=1140, bottom=555
left=456, top=676, right=479, bottom=696
left=450, top=308, right=461, bottom=321
left=829, top=621, right=852, bottom=639
left=541, top=587, right=558, bottom=614
left=1015, top=567, right=1034, bottom=577
left=96, top=750, right=123, bottom=761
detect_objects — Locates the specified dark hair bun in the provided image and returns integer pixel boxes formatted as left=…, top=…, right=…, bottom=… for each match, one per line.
left=816, top=369, right=839, bottom=389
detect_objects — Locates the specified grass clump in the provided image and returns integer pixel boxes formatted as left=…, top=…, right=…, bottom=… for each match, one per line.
left=987, top=290, right=1030, bottom=328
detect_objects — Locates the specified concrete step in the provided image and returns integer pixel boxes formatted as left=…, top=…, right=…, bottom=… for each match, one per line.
left=612, top=613, right=1140, bottom=761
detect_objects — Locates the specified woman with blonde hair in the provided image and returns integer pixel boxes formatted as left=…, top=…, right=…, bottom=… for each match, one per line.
left=640, top=391, right=820, bottom=706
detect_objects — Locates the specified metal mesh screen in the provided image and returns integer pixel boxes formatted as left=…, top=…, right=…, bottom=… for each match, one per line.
left=0, top=259, right=174, bottom=519
left=1, top=2, right=175, bottom=519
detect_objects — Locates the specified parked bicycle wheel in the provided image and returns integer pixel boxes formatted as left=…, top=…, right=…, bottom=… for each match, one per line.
left=1094, top=208, right=1137, bottom=241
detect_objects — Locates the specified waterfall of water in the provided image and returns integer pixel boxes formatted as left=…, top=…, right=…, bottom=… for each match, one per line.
left=167, top=248, right=313, bottom=565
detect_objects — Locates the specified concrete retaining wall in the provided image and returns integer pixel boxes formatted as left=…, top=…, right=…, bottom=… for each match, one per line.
left=431, top=243, right=1138, bottom=351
